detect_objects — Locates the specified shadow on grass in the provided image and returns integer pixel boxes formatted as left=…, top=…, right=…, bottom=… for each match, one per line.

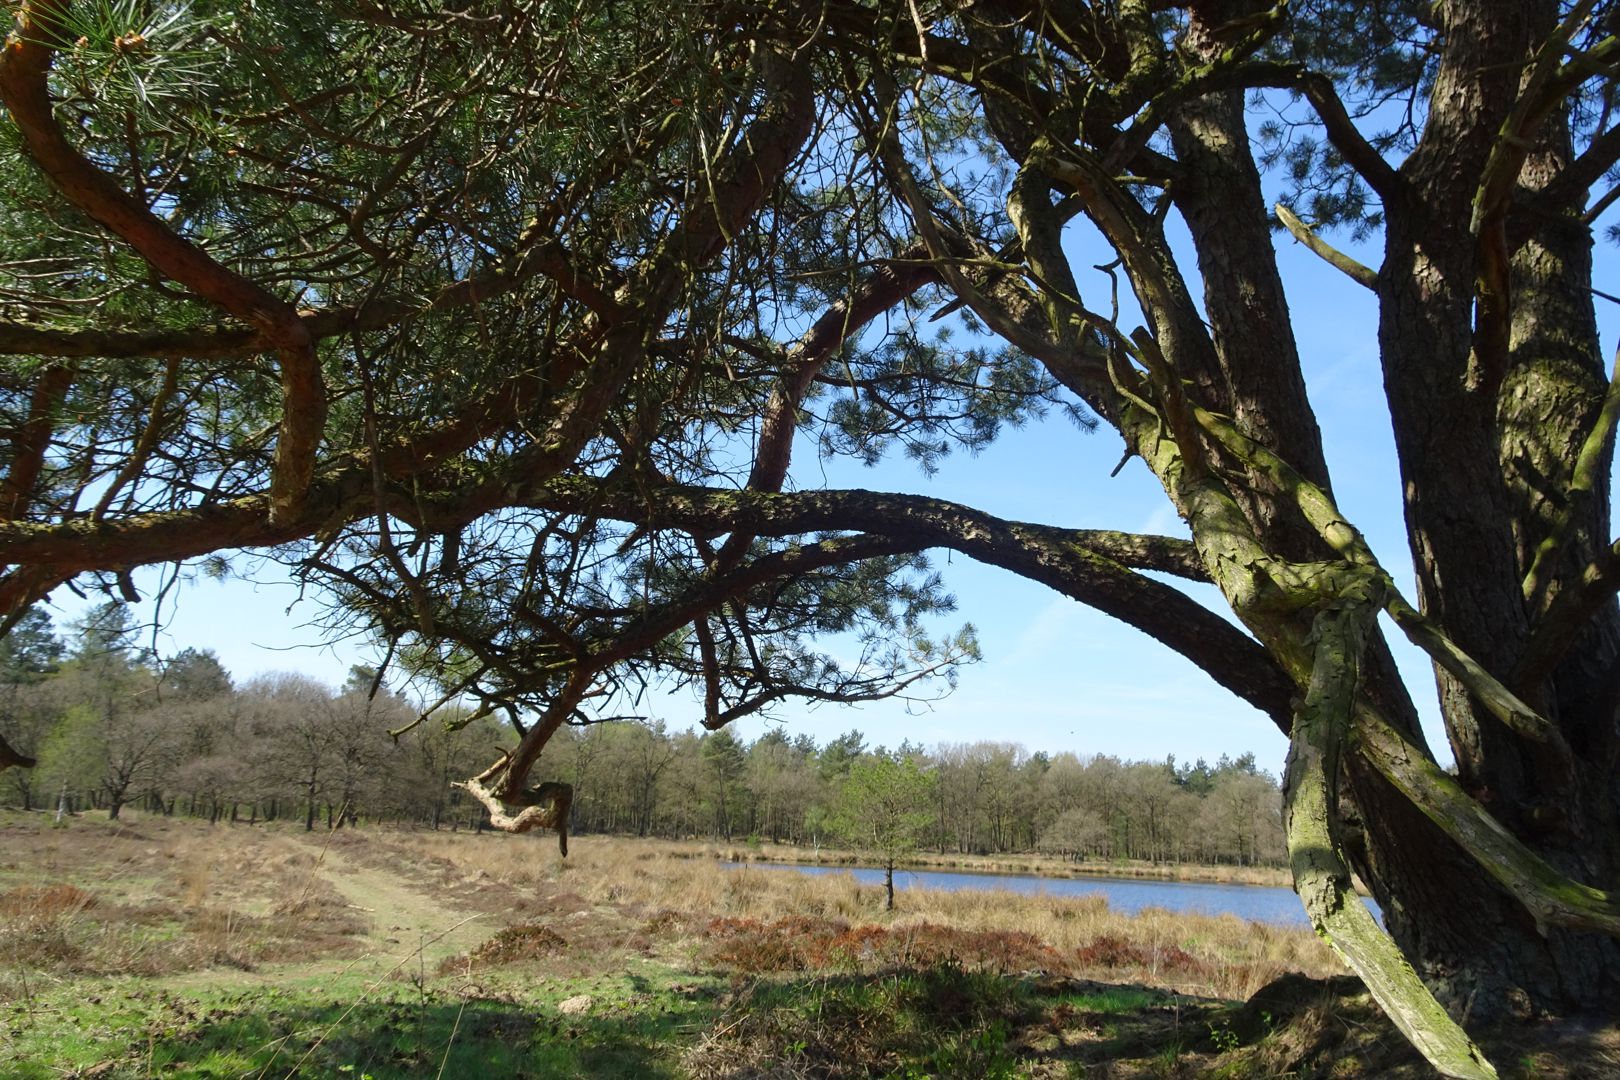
left=684, top=962, right=1228, bottom=1080
left=10, top=983, right=718, bottom=1080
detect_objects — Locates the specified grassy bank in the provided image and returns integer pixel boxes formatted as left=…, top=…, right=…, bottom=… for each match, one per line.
left=2, top=810, right=1612, bottom=1078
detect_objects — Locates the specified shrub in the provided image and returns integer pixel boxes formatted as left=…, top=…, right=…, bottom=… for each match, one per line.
left=442, top=922, right=568, bottom=972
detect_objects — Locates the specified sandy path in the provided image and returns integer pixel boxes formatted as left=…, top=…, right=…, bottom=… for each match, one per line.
left=166, top=831, right=498, bottom=992
left=310, top=842, right=494, bottom=973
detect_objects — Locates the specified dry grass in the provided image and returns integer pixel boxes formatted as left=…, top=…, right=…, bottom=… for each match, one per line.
left=0, top=811, right=368, bottom=993
left=5, top=814, right=1616, bottom=1079
left=440, top=921, right=569, bottom=974
left=0, top=882, right=96, bottom=918
left=363, top=830, right=1339, bottom=1000
left=0, top=814, right=1330, bottom=1002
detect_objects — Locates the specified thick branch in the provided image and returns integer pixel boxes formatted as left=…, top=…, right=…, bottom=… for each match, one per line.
left=0, top=227, right=627, bottom=361
left=0, top=728, right=35, bottom=770
left=0, top=475, right=1209, bottom=583
left=1195, top=405, right=1573, bottom=758
left=652, top=50, right=814, bottom=289
left=1470, top=1, right=1597, bottom=240
left=716, top=248, right=939, bottom=568
left=1355, top=703, right=1620, bottom=936
left=0, top=363, right=72, bottom=521
left=744, top=251, right=937, bottom=495
left=1540, top=122, right=1620, bottom=210
left=1520, top=346, right=1620, bottom=618
left=1386, top=597, right=1573, bottom=763
left=867, top=72, right=1105, bottom=385
left=1297, top=73, right=1403, bottom=201
left=1513, top=538, right=1620, bottom=689
left=0, top=322, right=262, bottom=359
left=478, top=480, right=1294, bottom=725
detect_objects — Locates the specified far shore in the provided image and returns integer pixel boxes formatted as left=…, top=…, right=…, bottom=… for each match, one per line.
left=614, top=835, right=1297, bottom=889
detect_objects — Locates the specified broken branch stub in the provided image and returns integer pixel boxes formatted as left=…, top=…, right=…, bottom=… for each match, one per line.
left=456, top=756, right=573, bottom=855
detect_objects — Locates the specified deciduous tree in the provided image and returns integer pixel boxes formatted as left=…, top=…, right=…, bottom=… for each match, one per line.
left=830, top=752, right=937, bottom=910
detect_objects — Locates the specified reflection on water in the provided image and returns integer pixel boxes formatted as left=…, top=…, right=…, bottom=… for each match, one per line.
left=728, top=861, right=1382, bottom=927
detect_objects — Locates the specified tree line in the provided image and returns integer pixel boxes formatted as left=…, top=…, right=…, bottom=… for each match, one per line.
left=1, top=602, right=499, bottom=830
left=553, top=723, right=1283, bottom=865
left=1, top=602, right=1282, bottom=866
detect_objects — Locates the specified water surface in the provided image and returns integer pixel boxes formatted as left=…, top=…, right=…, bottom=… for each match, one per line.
left=727, top=860, right=1380, bottom=928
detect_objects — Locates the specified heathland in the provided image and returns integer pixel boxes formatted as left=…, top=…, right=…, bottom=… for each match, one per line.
left=4, top=810, right=1613, bottom=1079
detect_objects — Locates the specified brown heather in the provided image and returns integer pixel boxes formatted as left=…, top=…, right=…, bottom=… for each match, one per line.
left=374, top=830, right=1340, bottom=1000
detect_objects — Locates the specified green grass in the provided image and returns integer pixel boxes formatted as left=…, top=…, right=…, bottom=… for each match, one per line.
left=1057, top=986, right=1167, bottom=1015
left=1, top=963, right=727, bottom=1080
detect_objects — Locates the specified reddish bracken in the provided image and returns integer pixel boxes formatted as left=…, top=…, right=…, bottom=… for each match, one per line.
left=701, top=916, right=1066, bottom=976
left=0, top=883, right=96, bottom=919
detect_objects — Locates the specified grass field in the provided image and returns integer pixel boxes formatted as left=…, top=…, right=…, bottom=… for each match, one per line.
left=2, top=810, right=1613, bottom=1078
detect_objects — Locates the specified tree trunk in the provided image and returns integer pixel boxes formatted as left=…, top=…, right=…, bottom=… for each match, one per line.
left=1343, top=0, right=1620, bottom=1020
left=1133, top=0, right=1620, bottom=1024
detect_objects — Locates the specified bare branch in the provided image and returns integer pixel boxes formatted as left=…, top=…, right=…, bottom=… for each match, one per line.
left=1296, top=73, right=1403, bottom=201
left=455, top=753, right=572, bottom=851
left=1275, top=204, right=1378, bottom=289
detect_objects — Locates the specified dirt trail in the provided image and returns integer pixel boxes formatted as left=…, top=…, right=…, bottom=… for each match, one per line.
left=297, top=835, right=496, bottom=975
left=163, top=830, right=498, bottom=994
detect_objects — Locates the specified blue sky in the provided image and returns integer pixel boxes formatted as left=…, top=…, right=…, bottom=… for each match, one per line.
left=43, top=170, right=1619, bottom=777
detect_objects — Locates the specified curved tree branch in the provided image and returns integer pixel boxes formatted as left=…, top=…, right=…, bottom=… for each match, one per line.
left=1296, top=73, right=1403, bottom=201
left=0, top=363, right=72, bottom=521
left=478, top=479, right=1294, bottom=726
left=0, top=0, right=325, bottom=524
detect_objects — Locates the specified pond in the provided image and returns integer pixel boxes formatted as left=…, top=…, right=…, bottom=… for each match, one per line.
left=727, top=861, right=1382, bottom=928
